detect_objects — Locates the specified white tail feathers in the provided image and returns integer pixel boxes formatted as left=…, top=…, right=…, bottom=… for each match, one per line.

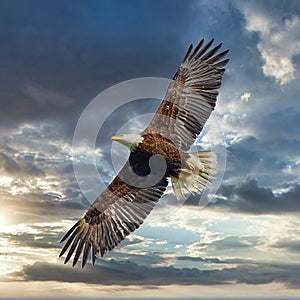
left=171, top=151, right=216, bottom=200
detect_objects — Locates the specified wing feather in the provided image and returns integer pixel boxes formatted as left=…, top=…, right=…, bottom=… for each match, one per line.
left=82, top=239, right=92, bottom=267
left=190, top=39, right=204, bottom=59
left=60, top=166, right=168, bottom=267
left=143, top=39, right=229, bottom=151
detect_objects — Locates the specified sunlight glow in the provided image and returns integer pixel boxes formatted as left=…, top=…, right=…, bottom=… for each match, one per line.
left=0, top=211, right=8, bottom=231
left=0, top=175, right=13, bottom=186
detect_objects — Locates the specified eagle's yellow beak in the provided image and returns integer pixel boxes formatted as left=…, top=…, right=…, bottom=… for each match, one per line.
left=111, top=135, right=121, bottom=141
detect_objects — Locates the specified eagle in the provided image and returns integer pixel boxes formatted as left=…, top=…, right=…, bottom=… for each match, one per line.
left=60, top=39, right=229, bottom=267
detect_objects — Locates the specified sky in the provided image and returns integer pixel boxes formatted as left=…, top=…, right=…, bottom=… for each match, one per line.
left=0, top=0, right=300, bottom=298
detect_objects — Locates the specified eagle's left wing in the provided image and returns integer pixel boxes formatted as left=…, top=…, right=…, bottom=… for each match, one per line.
left=59, top=161, right=168, bottom=267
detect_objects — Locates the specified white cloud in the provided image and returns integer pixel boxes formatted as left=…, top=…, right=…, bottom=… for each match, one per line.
left=240, top=92, right=251, bottom=102
left=0, top=175, right=13, bottom=187
left=240, top=4, right=300, bottom=85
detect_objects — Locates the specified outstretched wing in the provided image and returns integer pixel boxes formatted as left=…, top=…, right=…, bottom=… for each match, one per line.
left=59, top=161, right=168, bottom=267
left=143, top=39, right=229, bottom=151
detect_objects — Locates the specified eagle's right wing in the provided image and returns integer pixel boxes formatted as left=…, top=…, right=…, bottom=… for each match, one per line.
left=59, top=161, right=168, bottom=267
left=143, top=39, right=229, bottom=151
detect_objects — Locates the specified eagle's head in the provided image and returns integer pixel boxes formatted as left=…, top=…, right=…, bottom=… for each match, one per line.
left=111, top=133, right=144, bottom=151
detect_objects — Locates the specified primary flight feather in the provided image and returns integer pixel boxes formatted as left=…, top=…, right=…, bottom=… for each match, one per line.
left=60, top=39, right=229, bottom=267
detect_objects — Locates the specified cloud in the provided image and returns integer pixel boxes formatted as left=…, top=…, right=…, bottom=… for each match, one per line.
left=20, top=260, right=222, bottom=285
left=0, top=152, right=45, bottom=178
left=204, top=133, right=300, bottom=192
left=18, top=259, right=300, bottom=288
left=0, top=192, right=87, bottom=224
left=240, top=92, right=251, bottom=102
left=240, top=2, right=300, bottom=85
left=210, top=177, right=300, bottom=214
left=4, top=232, right=61, bottom=250
left=272, top=238, right=300, bottom=253
left=0, top=122, right=101, bottom=204
left=0, top=0, right=199, bottom=132
left=0, top=124, right=95, bottom=224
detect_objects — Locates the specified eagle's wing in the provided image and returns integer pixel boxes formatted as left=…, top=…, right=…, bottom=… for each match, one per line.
left=59, top=161, right=168, bottom=267
left=143, top=39, right=229, bottom=151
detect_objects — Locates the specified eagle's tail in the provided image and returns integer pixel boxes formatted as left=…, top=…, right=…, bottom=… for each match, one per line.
left=171, top=151, right=216, bottom=200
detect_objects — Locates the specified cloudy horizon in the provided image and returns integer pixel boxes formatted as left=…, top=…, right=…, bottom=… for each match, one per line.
left=1, top=0, right=300, bottom=298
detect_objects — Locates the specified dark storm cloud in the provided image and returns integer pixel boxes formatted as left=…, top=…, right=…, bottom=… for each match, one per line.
left=176, top=255, right=253, bottom=265
left=18, top=259, right=230, bottom=285
left=2, top=232, right=61, bottom=250
left=0, top=153, right=20, bottom=174
left=0, top=151, right=45, bottom=177
left=19, top=259, right=300, bottom=288
left=207, top=235, right=259, bottom=251
left=272, top=239, right=300, bottom=253
left=0, top=0, right=201, bottom=134
left=219, top=135, right=298, bottom=187
left=208, top=177, right=300, bottom=214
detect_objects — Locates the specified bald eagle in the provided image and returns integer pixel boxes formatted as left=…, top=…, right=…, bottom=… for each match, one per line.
left=60, top=39, right=229, bottom=267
